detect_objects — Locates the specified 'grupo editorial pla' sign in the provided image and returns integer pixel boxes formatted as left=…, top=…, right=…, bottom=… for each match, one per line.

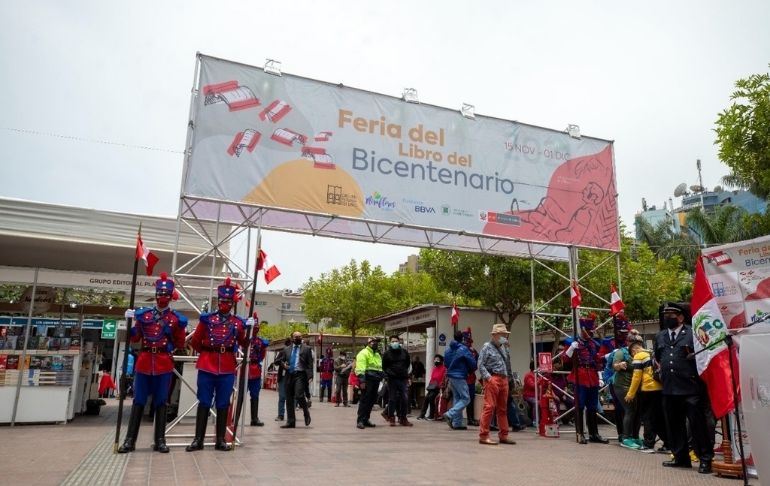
left=184, top=55, right=618, bottom=251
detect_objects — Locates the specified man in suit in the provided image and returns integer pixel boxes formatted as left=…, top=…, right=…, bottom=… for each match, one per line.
left=279, top=331, right=313, bottom=428
left=654, top=303, right=715, bottom=474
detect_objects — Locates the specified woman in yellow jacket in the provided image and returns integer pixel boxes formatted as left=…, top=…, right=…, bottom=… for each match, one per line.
left=624, top=341, right=667, bottom=451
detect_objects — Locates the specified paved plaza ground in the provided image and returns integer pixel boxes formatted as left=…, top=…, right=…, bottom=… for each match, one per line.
left=0, top=389, right=759, bottom=486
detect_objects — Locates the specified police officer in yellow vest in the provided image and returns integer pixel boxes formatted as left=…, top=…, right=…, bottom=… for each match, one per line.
left=355, top=337, right=383, bottom=429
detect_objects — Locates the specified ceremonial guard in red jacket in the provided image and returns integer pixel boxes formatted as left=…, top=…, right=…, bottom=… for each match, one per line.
left=118, top=273, right=187, bottom=453
left=564, top=313, right=609, bottom=444
left=247, top=322, right=269, bottom=426
left=186, top=278, right=250, bottom=452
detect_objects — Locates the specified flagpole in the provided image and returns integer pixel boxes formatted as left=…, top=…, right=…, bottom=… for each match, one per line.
left=569, top=247, right=581, bottom=444
left=232, top=214, right=263, bottom=448
left=114, top=225, right=141, bottom=453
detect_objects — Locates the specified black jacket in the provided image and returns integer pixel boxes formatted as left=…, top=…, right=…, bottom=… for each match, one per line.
left=278, top=343, right=314, bottom=381
left=654, top=326, right=705, bottom=396
left=382, top=347, right=411, bottom=380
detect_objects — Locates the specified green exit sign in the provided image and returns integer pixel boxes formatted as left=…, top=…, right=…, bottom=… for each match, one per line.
left=101, top=319, right=117, bottom=339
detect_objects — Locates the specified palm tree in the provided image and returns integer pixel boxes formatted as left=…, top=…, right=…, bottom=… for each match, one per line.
left=684, top=206, right=748, bottom=246
left=635, top=216, right=699, bottom=270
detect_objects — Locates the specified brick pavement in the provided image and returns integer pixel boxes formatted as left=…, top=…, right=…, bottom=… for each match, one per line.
left=0, top=392, right=761, bottom=485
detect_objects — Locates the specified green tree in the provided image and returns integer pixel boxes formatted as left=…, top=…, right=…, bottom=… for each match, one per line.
left=634, top=216, right=699, bottom=270
left=684, top=206, right=748, bottom=246
left=301, top=260, right=393, bottom=346
left=258, top=321, right=309, bottom=342
left=580, top=234, right=691, bottom=321
left=419, top=249, right=563, bottom=326
left=715, top=66, right=770, bottom=198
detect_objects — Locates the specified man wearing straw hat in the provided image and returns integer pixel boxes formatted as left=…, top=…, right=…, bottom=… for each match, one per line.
left=477, top=323, right=517, bottom=445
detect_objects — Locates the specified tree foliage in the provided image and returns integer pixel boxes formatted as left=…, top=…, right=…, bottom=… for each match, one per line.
left=578, top=234, right=691, bottom=321
left=421, top=230, right=691, bottom=326
left=634, top=216, right=699, bottom=271
left=419, top=249, right=563, bottom=325
left=684, top=206, right=749, bottom=246
left=715, top=66, right=770, bottom=198
left=302, top=260, right=449, bottom=344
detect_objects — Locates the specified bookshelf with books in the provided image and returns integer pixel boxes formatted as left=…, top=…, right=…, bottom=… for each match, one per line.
left=0, top=349, right=81, bottom=423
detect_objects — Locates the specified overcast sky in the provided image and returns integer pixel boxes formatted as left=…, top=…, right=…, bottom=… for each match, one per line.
left=1, top=1, right=768, bottom=290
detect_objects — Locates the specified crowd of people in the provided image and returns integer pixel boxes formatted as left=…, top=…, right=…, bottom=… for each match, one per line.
left=115, top=277, right=718, bottom=476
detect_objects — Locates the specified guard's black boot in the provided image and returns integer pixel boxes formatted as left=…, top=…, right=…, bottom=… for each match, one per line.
left=576, top=409, right=588, bottom=444
left=152, top=404, right=170, bottom=453
left=587, top=410, right=609, bottom=444
left=118, top=404, right=144, bottom=453
left=214, top=408, right=232, bottom=451
left=250, top=399, right=264, bottom=426
left=186, top=405, right=209, bottom=452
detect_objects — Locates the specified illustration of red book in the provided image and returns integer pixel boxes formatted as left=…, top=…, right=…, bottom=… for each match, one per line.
left=271, top=128, right=307, bottom=147
left=259, top=100, right=292, bottom=122
left=227, top=129, right=261, bottom=157
left=314, top=131, right=333, bottom=142
left=203, top=80, right=260, bottom=111
left=705, top=250, right=733, bottom=266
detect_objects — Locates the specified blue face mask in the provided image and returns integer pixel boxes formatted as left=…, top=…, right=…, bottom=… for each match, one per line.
left=390, top=342, right=400, bottom=349
left=498, top=336, right=508, bottom=345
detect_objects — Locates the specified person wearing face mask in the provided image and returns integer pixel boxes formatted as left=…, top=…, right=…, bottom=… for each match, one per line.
left=381, top=336, right=413, bottom=426
left=443, top=330, right=477, bottom=430
left=118, top=273, right=187, bottom=454
left=477, top=324, right=517, bottom=445
left=564, top=313, right=608, bottom=445
left=417, top=354, right=446, bottom=420
left=355, top=337, right=384, bottom=429
left=187, top=278, right=250, bottom=452
left=277, top=331, right=314, bottom=428
left=654, top=303, right=714, bottom=474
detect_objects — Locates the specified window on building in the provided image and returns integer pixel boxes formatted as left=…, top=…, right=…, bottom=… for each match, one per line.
left=281, top=302, right=291, bottom=310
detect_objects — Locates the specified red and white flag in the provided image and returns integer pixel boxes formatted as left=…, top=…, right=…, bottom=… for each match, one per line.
left=451, top=303, right=460, bottom=326
left=135, top=232, right=159, bottom=276
left=256, top=249, right=281, bottom=284
left=692, top=257, right=736, bottom=419
left=570, top=280, right=582, bottom=309
left=609, top=284, right=625, bottom=315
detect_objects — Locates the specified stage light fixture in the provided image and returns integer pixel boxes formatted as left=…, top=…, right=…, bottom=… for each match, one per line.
left=264, top=59, right=282, bottom=76
left=460, top=103, right=475, bottom=119
left=566, top=124, right=581, bottom=139
left=402, top=88, right=419, bottom=103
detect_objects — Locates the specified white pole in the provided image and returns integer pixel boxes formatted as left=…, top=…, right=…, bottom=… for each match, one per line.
left=11, top=267, right=38, bottom=425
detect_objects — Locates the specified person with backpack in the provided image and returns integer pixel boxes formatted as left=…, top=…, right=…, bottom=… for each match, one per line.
left=613, top=331, right=642, bottom=449
left=600, top=313, right=632, bottom=442
left=625, top=339, right=666, bottom=452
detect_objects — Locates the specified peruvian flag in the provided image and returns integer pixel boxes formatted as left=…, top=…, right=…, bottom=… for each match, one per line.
left=256, top=249, right=281, bottom=284
left=451, top=303, right=460, bottom=326
left=609, top=284, right=625, bottom=315
left=135, top=232, right=159, bottom=276
left=692, top=257, right=736, bottom=419
left=570, top=280, right=582, bottom=309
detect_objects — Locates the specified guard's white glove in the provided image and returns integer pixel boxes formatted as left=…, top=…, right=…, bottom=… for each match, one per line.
left=246, top=317, right=256, bottom=328
left=565, top=340, right=579, bottom=357
left=124, top=309, right=135, bottom=319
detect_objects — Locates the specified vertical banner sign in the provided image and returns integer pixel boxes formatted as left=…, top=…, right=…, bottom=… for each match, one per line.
left=701, top=235, right=770, bottom=331
left=184, top=55, right=618, bottom=252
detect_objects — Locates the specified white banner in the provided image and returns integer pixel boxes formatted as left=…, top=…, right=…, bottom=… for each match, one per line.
left=184, top=55, right=619, bottom=251
left=702, top=235, right=770, bottom=330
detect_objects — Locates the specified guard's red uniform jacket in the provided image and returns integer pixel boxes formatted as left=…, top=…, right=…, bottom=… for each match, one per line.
left=567, top=337, right=602, bottom=387
left=190, top=311, right=248, bottom=375
left=248, top=336, right=269, bottom=380
left=130, top=307, right=187, bottom=375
